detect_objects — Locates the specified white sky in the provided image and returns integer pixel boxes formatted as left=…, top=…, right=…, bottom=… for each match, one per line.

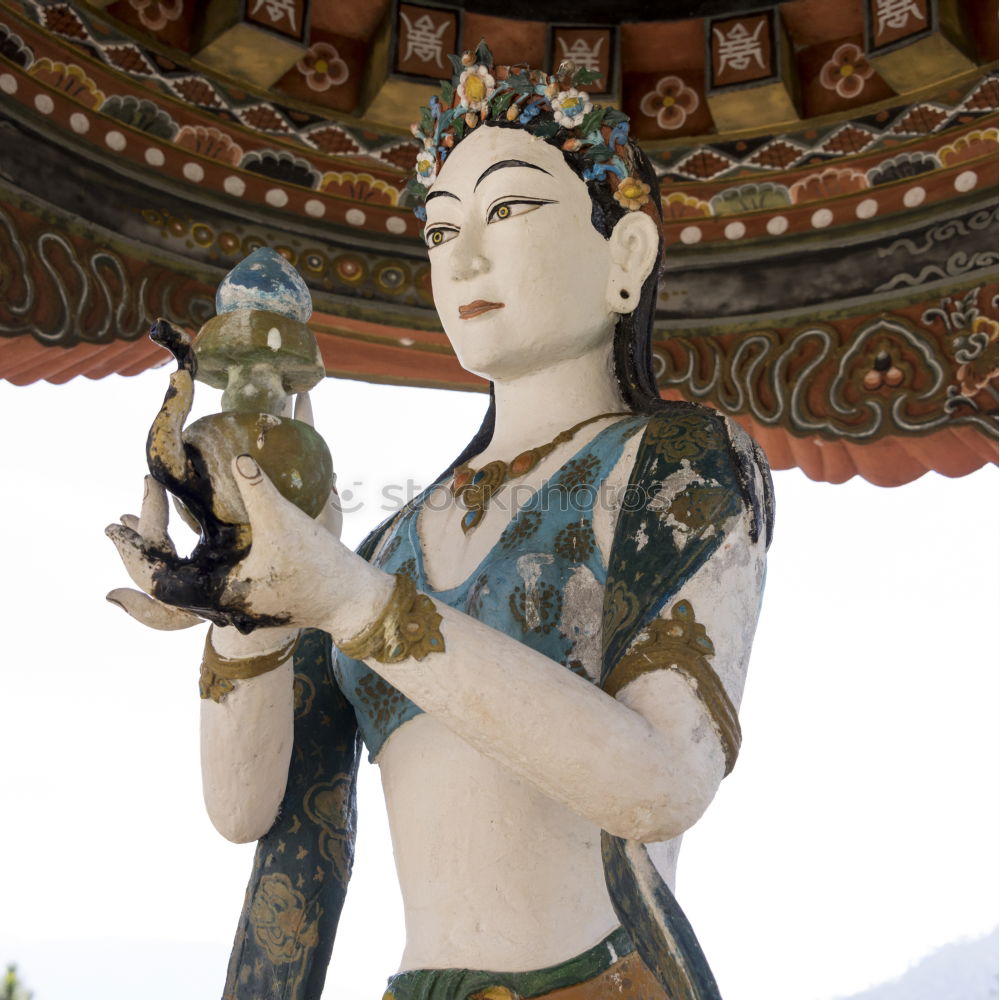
left=0, top=368, right=996, bottom=1000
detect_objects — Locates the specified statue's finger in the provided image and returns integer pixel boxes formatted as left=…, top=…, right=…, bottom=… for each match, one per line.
left=294, top=392, right=314, bottom=428
left=230, top=454, right=288, bottom=528
left=316, top=488, right=343, bottom=540
left=138, top=475, right=173, bottom=550
left=105, top=522, right=165, bottom=593
left=230, top=452, right=315, bottom=565
left=120, top=513, right=140, bottom=532
left=106, top=588, right=202, bottom=630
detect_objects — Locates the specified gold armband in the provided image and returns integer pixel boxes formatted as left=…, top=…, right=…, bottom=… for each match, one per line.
left=604, top=600, right=741, bottom=775
left=338, top=572, right=445, bottom=664
left=199, top=630, right=299, bottom=703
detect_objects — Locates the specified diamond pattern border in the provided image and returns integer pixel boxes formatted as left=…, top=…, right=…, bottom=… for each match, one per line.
left=656, top=74, right=998, bottom=182
left=9, top=1, right=1000, bottom=184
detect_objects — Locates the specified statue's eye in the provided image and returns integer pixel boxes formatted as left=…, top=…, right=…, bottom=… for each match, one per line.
left=487, top=199, right=551, bottom=224
left=424, top=226, right=458, bottom=249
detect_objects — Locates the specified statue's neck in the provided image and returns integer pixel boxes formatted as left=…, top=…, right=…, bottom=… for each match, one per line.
left=478, top=344, right=627, bottom=462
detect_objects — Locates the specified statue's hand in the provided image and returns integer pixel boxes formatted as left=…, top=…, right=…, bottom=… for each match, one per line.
left=107, top=456, right=354, bottom=636
left=107, top=588, right=204, bottom=631
left=106, top=475, right=203, bottom=631
left=106, top=317, right=348, bottom=635
left=212, top=453, right=350, bottom=630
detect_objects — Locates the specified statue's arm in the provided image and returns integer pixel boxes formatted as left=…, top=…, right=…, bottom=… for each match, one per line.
left=361, top=501, right=766, bottom=843
left=111, top=445, right=766, bottom=844
left=200, top=494, right=369, bottom=845
left=196, top=484, right=355, bottom=844
left=106, top=470, right=338, bottom=846
left=198, top=624, right=298, bottom=843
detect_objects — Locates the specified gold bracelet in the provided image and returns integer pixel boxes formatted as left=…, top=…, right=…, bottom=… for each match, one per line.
left=199, top=630, right=299, bottom=703
left=338, top=573, right=445, bottom=664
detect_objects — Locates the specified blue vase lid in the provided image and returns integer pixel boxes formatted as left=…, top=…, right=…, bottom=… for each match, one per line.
left=215, top=247, right=312, bottom=323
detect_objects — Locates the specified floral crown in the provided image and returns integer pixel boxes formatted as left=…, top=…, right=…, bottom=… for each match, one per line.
left=407, top=40, right=655, bottom=222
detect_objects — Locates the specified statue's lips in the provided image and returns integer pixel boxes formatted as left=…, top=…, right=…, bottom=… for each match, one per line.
left=459, top=300, right=505, bottom=320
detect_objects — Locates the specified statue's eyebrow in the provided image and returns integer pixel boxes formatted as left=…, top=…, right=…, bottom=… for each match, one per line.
left=474, top=159, right=551, bottom=191
left=426, top=190, right=459, bottom=202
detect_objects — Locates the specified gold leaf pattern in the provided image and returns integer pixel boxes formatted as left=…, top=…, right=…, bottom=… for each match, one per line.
left=292, top=672, right=316, bottom=718
left=665, top=484, right=732, bottom=533
left=304, top=777, right=355, bottom=881
left=250, top=873, right=320, bottom=965
left=602, top=580, right=640, bottom=648
left=645, top=411, right=720, bottom=461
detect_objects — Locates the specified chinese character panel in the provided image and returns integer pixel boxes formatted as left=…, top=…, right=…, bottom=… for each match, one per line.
left=395, top=3, right=459, bottom=80
left=708, top=13, right=775, bottom=88
left=866, top=0, right=931, bottom=50
left=246, top=0, right=309, bottom=44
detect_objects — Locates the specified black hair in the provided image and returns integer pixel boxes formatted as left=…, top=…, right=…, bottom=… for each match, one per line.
left=445, top=116, right=665, bottom=473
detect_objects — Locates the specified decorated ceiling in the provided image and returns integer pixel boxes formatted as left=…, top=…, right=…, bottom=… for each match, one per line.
left=0, top=0, right=996, bottom=484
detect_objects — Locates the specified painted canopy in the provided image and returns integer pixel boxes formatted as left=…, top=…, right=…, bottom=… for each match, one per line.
left=0, top=0, right=996, bottom=484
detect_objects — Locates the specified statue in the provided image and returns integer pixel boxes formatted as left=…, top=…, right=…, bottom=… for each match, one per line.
left=107, top=44, right=774, bottom=1000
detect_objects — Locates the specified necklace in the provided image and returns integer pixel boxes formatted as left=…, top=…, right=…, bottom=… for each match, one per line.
left=450, top=411, right=629, bottom=533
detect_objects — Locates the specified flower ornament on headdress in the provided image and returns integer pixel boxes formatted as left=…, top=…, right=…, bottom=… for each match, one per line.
left=551, top=87, right=592, bottom=129
left=414, top=139, right=437, bottom=188
left=407, top=41, right=655, bottom=223
left=614, top=177, right=652, bottom=211
left=457, top=62, right=496, bottom=112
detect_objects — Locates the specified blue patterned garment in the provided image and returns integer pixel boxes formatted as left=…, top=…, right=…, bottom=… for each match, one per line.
left=333, top=415, right=648, bottom=760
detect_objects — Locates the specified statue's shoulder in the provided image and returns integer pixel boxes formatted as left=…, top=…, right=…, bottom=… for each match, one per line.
left=640, top=399, right=729, bottom=443
left=633, top=401, right=748, bottom=471
left=636, top=400, right=759, bottom=450
left=634, top=402, right=774, bottom=549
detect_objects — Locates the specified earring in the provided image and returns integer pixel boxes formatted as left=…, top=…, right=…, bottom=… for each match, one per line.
left=610, top=281, right=635, bottom=313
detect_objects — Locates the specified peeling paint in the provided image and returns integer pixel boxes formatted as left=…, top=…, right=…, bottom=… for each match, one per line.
left=558, top=564, right=603, bottom=680
left=647, top=459, right=723, bottom=550
left=515, top=553, right=554, bottom=630
left=633, top=521, right=649, bottom=551
left=255, top=413, right=281, bottom=451
left=649, top=460, right=709, bottom=509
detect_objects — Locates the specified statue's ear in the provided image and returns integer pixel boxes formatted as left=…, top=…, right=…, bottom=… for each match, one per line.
left=605, top=211, right=660, bottom=315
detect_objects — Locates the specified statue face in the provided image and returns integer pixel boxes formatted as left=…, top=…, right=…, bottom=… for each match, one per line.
left=424, top=126, right=616, bottom=381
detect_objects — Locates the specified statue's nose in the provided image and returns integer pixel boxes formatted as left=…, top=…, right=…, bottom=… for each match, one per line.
left=450, top=251, right=491, bottom=281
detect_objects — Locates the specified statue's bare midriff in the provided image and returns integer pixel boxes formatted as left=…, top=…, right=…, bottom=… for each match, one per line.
left=382, top=712, right=652, bottom=972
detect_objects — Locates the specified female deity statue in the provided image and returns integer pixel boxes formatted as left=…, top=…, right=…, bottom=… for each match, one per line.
left=107, top=46, right=773, bottom=1000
